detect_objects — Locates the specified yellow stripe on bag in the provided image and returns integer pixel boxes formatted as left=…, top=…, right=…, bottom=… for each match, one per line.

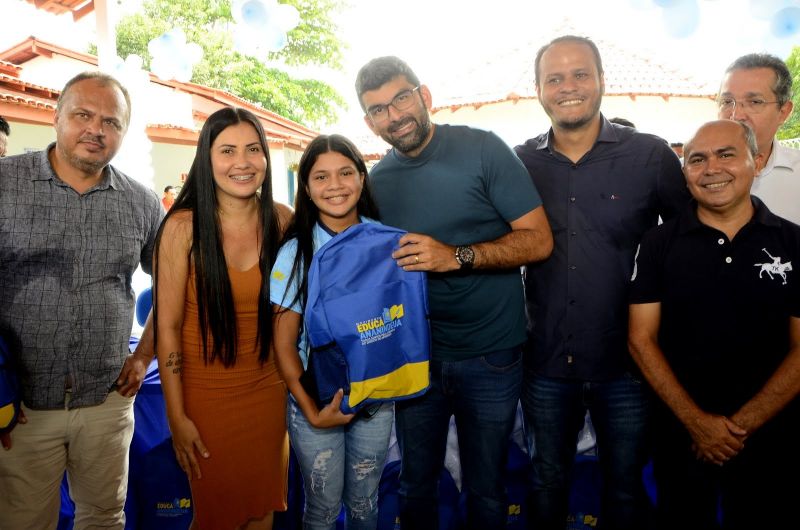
left=348, top=361, right=429, bottom=408
left=0, top=403, right=15, bottom=429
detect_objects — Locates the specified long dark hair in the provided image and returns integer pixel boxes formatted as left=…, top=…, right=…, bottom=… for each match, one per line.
left=155, top=107, right=281, bottom=366
left=279, top=134, right=379, bottom=311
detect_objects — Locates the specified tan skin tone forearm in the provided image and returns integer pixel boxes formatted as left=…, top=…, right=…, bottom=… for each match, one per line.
left=272, top=308, right=318, bottom=417
left=392, top=206, right=553, bottom=272
left=731, top=317, right=800, bottom=435
left=472, top=210, right=553, bottom=268
left=155, top=212, right=209, bottom=479
left=272, top=307, right=353, bottom=428
left=628, top=302, right=745, bottom=465
left=155, top=214, right=190, bottom=422
left=133, top=311, right=155, bottom=363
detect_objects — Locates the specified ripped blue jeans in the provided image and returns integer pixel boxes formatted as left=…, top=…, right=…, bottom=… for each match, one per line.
left=287, top=397, right=394, bottom=530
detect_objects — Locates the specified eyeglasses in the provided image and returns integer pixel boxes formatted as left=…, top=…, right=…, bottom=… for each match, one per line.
left=717, top=97, right=781, bottom=115
left=366, top=87, right=420, bottom=123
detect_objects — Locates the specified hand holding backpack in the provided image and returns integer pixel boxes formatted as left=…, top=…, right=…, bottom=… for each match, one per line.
left=303, top=223, right=431, bottom=414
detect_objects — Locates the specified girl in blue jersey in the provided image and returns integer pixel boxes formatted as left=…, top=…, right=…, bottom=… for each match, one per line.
left=271, top=134, right=393, bottom=530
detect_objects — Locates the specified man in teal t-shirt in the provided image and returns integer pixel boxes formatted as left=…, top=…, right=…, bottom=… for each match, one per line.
left=356, top=56, right=553, bottom=530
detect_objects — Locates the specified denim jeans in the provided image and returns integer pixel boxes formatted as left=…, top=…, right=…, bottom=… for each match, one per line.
left=396, top=347, right=523, bottom=530
left=521, top=373, right=651, bottom=530
left=288, top=397, right=394, bottom=530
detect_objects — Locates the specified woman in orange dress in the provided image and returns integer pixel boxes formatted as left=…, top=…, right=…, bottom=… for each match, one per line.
left=154, top=107, right=291, bottom=529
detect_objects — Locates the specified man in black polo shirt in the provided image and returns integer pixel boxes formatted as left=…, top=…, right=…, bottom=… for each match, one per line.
left=629, top=120, right=800, bottom=528
left=514, top=35, right=690, bottom=529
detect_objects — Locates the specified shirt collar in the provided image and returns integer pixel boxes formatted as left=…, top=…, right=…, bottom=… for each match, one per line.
left=536, top=114, right=619, bottom=152
left=312, top=217, right=375, bottom=248
left=678, top=195, right=782, bottom=235
left=760, top=139, right=797, bottom=175
left=33, top=143, right=122, bottom=191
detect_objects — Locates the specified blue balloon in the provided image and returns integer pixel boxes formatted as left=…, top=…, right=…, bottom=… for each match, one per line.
left=266, top=31, right=287, bottom=52
left=750, top=0, right=795, bottom=21
left=241, top=0, right=269, bottom=27
left=175, top=61, right=193, bottom=83
left=770, top=7, right=800, bottom=38
left=662, top=0, right=700, bottom=39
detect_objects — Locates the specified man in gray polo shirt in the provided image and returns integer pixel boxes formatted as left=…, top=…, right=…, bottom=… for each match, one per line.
left=0, top=71, right=163, bottom=529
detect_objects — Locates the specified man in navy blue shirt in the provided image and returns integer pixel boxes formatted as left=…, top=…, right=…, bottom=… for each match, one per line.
left=514, top=35, right=690, bottom=529
left=628, top=120, right=800, bottom=528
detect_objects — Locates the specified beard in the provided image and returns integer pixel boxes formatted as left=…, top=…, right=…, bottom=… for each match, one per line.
left=544, top=96, right=602, bottom=131
left=556, top=112, right=597, bottom=131
left=381, top=113, right=432, bottom=154
left=58, top=139, right=112, bottom=176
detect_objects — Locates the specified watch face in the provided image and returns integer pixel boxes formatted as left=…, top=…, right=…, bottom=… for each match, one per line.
left=456, top=245, right=475, bottom=267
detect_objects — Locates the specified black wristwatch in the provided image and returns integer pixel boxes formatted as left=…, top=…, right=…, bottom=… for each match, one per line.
left=454, top=245, right=475, bottom=270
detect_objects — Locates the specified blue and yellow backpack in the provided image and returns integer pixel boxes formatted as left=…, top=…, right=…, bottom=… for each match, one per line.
left=304, top=223, right=431, bottom=414
left=0, top=335, right=21, bottom=434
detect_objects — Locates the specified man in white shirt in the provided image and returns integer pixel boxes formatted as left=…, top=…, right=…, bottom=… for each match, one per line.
left=717, top=53, right=799, bottom=224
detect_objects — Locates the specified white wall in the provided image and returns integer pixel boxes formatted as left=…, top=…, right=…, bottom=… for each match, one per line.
left=2, top=122, right=55, bottom=156
left=150, top=142, right=196, bottom=195
left=432, top=95, right=718, bottom=148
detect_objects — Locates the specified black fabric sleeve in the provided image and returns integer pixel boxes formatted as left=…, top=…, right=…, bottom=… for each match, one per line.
left=629, top=225, right=666, bottom=304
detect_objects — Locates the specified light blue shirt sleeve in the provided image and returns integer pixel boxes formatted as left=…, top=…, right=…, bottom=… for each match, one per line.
left=269, top=221, right=378, bottom=368
left=270, top=238, right=303, bottom=314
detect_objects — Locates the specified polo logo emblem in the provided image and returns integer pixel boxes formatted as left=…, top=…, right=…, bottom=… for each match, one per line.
left=754, top=248, right=792, bottom=285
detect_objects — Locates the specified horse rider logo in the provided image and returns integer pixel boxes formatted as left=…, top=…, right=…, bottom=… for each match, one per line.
left=754, top=248, right=792, bottom=285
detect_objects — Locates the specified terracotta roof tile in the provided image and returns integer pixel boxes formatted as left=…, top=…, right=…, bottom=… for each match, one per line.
left=0, top=91, right=56, bottom=110
left=0, top=72, right=59, bottom=94
left=0, top=37, right=319, bottom=146
left=25, top=0, right=94, bottom=21
left=432, top=28, right=716, bottom=111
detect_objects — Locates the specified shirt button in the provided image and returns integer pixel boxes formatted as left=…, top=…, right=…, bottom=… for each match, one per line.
left=569, top=300, right=576, bottom=305
left=718, top=238, right=725, bottom=245
left=570, top=265, right=577, bottom=270
left=570, top=197, right=576, bottom=202
left=571, top=231, right=577, bottom=236
left=725, top=257, right=732, bottom=264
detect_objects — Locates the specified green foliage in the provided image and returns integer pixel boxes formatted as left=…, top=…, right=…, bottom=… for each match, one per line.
left=778, top=46, right=800, bottom=141
left=108, top=0, right=346, bottom=127
left=278, top=0, right=345, bottom=70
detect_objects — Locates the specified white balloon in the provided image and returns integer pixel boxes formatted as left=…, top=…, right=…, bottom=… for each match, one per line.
left=125, top=54, right=144, bottom=71
left=166, top=27, right=187, bottom=45
left=185, top=43, right=204, bottom=64
left=274, top=3, right=300, bottom=32
left=231, top=0, right=247, bottom=23
left=233, top=26, right=268, bottom=60
left=147, top=28, right=203, bottom=81
left=149, top=56, right=175, bottom=80
left=749, top=0, right=795, bottom=21
left=264, top=25, right=288, bottom=51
